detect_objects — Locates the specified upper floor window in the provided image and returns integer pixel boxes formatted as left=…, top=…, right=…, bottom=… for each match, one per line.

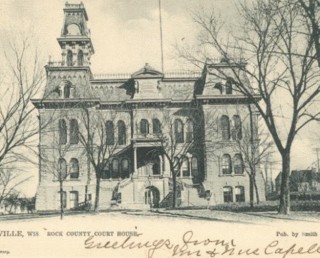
left=174, top=119, right=184, bottom=143
left=140, top=119, right=149, bottom=136
left=220, top=115, right=230, bottom=140
left=118, top=121, right=126, bottom=145
left=173, top=157, right=180, bottom=177
left=58, top=158, right=67, bottom=181
left=63, top=81, right=71, bottom=98
left=78, top=50, right=84, bottom=66
left=226, top=79, right=233, bottom=94
left=214, top=83, right=223, bottom=94
left=106, top=121, right=115, bottom=145
left=152, top=119, right=161, bottom=134
left=186, top=120, right=194, bottom=143
left=70, top=119, right=79, bottom=144
left=70, top=158, right=79, bottom=179
left=222, top=154, right=232, bottom=175
left=234, top=154, right=244, bottom=174
left=59, top=119, right=67, bottom=145
left=232, top=115, right=242, bottom=140
left=67, top=50, right=73, bottom=66
left=152, top=156, right=160, bottom=175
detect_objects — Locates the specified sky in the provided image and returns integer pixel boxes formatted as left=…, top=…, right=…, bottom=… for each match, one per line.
left=0, top=0, right=319, bottom=195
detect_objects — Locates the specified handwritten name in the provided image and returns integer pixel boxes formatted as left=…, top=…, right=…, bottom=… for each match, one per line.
left=84, top=230, right=320, bottom=258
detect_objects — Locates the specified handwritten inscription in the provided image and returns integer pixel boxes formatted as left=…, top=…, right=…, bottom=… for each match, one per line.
left=84, top=230, right=320, bottom=258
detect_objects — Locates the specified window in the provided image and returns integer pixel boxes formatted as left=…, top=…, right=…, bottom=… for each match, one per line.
left=174, top=119, right=184, bottom=143
left=59, top=119, right=67, bottom=145
left=152, top=119, right=161, bottom=134
left=234, top=154, right=244, bottom=174
left=101, top=161, right=110, bottom=179
left=70, top=119, right=79, bottom=144
left=214, top=83, right=223, bottom=94
left=58, top=158, right=67, bottom=180
left=223, top=187, right=233, bottom=202
left=226, top=79, right=232, bottom=94
left=67, top=50, right=73, bottom=66
left=182, top=157, right=190, bottom=177
left=118, top=121, right=126, bottom=145
left=106, top=121, right=114, bottom=145
left=111, top=159, right=119, bottom=178
left=222, top=154, right=232, bottom=174
left=232, top=115, right=242, bottom=140
left=220, top=115, right=230, bottom=140
left=191, top=156, right=198, bottom=176
left=70, top=158, right=79, bottom=179
left=235, top=186, right=245, bottom=202
left=152, top=156, right=160, bottom=175
left=78, top=50, right=83, bottom=66
left=121, top=158, right=129, bottom=178
left=63, top=81, right=71, bottom=98
left=140, top=119, right=149, bottom=136
left=69, top=191, right=79, bottom=208
left=186, top=120, right=194, bottom=143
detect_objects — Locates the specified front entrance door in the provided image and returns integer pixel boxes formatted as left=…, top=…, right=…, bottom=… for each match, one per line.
left=70, top=191, right=79, bottom=209
left=144, top=186, right=160, bottom=208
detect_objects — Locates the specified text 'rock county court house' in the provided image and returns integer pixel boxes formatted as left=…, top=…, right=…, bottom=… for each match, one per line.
left=32, top=3, right=265, bottom=211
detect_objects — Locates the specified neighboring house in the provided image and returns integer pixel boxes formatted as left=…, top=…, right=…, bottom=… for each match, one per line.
left=0, top=197, right=35, bottom=215
left=31, top=3, right=265, bottom=211
left=275, top=169, right=320, bottom=193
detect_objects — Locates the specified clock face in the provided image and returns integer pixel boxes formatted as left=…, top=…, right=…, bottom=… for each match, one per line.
left=67, top=24, right=81, bottom=36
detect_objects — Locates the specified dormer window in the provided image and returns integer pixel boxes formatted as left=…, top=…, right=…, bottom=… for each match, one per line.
left=226, top=79, right=233, bottom=94
left=78, top=50, right=83, bottom=66
left=67, top=50, right=73, bottom=66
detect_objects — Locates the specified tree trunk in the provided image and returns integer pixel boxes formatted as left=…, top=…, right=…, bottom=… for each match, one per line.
left=249, top=175, right=254, bottom=208
left=278, top=151, right=291, bottom=215
left=59, top=180, right=64, bottom=220
left=172, top=172, right=176, bottom=208
left=94, top=175, right=101, bottom=212
left=254, top=178, right=260, bottom=204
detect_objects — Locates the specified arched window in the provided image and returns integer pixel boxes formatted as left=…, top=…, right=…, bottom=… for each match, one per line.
left=102, top=161, right=110, bottom=179
left=174, top=119, right=184, bottom=143
left=220, top=115, right=230, bottom=140
left=70, top=158, right=79, bottom=179
left=106, top=121, right=114, bottom=145
left=121, top=158, right=129, bottom=179
left=234, top=154, right=244, bottom=174
left=186, top=120, right=194, bottom=143
left=232, top=115, right=242, bottom=140
left=223, top=186, right=233, bottom=202
left=63, top=81, right=71, bottom=98
left=152, top=119, right=161, bottom=134
left=118, top=121, right=126, bottom=145
left=77, top=50, right=84, bottom=66
left=222, top=154, right=232, bottom=174
left=111, top=159, right=119, bottom=178
left=235, top=186, right=245, bottom=202
left=70, top=119, right=79, bottom=144
left=59, top=119, right=67, bottom=145
left=191, top=156, right=198, bottom=176
left=67, top=50, right=73, bottom=66
left=152, top=156, right=160, bottom=175
left=140, top=119, right=149, bottom=136
left=226, top=79, right=233, bottom=94
left=58, top=158, right=67, bottom=180
left=182, top=157, right=190, bottom=177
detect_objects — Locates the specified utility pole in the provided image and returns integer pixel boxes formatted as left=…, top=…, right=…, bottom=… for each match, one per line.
left=312, top=148, right=320, bottom=172
left=158, top=0, right=164, bottom=73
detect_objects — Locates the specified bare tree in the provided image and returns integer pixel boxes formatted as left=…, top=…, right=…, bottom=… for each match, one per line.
left=0, top=33, right=46, bottom=170
left=79, top=107, right=119, bottom=212
left=178, top=0, right=320, bottom=214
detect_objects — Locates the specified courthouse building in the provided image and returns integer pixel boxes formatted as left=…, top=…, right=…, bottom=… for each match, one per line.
left=32, top=3, right=265, bottom=211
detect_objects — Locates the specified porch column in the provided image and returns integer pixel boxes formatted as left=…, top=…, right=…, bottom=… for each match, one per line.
left=159, top=155, right=163, bottom=175
left=189, top=157, right=192, bottom=179
left=133, top=147, right=137, bottom=174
